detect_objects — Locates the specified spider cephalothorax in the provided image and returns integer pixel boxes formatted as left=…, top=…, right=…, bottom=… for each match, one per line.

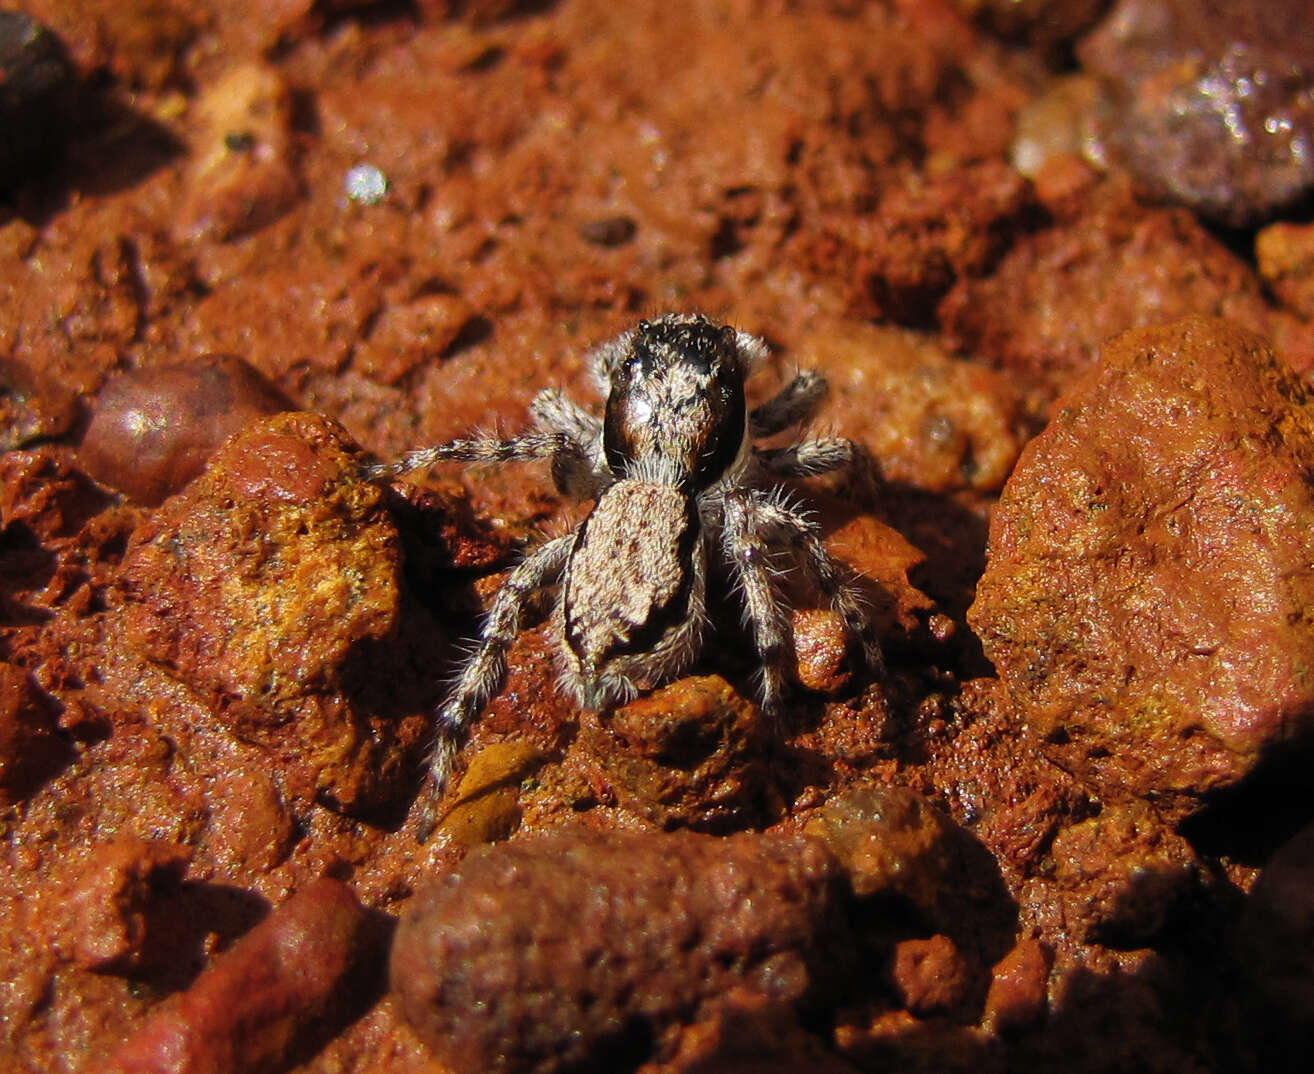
left=368, top=313, right=883, bottom=792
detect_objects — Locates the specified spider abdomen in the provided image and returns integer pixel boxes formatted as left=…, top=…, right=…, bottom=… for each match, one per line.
left=558, top=479, right=707, bottom=706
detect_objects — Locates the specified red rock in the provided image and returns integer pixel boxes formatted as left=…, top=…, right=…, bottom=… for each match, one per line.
left=0, top=354, right=78, bottom=451
left=118, top=412, right=428, bottom=812
left=892, top=934, right=974, bottom=1017
left=59, top=835, right=192, bottom=974
left=105, top=878, right=379, bottom=1074
left=940, top=188, right=1275, bottom=408
left=580, top=675, right=775, bottom=832
left=1051, top=802, right=1202, bottom=946
left=77, top=354, right=291, bottom=506
left=970, top=317, right=1314, bottom=815
left=981, top=938, right=1052, bottom=1034
left=180, top=62, right=301, bottom=241
left=391, top=827, right=850, bottom=1074
left=0, top=662, right=68, bottom=807
left=798, top=324, right=1024, bottom=493
left=1257, top=221, right=1314, bottom=322
left=804, top=784, right=969, bottom=911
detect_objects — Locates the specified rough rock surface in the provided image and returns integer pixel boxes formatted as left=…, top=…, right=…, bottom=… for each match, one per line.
left=1050, top=802, right=1203, bottom=947
left=971, top=317, right=1314, bottom=813
left=118, top=411, right=427, bottom=811
left=106, top=878, right=381, bottom=1074
left=579, top=675, right=775, bottom=832
left=391, top=827, right=851, bottom=1074
left=939, top=187, right=1275, bottom=410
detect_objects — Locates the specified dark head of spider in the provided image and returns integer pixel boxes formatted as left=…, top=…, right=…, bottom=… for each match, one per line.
left=602, top=316, right=748, bottom=491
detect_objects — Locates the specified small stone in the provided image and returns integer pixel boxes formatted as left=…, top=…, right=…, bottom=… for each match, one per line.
left=804, top=785, right=974, bottom=927
left=581, top=675, right=774, bottom=832
left=1051, top=803, right=1202, bottom=947
left=180, top=62, right=300, bottom=241
left=105, top=878, right=380, bottom=1074
left=892, top=934, right=974, bottom=1017
left=59, top=835, right=192, bottom=974
left=0, top=355, right=79, bottom=452
left=391, top=827, right=850, bottom=1074
left=118, top=412, right=428, bottom=812
left=981, top=938, right=1052, bottom=1034
left=77, top=354, right=291, bottom=506
left=439, top=740, right=546, bottom=847
left=1257, top=221, right=1314, bottom=321
left=1080, top=0, right=1314, bottom=226
left=202, top=761, right=297, bottom=873
left=793, top=608, right=853, bottom=695
left=803, top=324, right=1023, bottom=494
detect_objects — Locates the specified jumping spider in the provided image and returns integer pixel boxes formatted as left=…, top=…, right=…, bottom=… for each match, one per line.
left=368, top=313, right=884, bottom=793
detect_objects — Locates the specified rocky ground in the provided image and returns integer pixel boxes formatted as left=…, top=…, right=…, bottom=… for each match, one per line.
left=3, top=1, right=1314, bottom=1072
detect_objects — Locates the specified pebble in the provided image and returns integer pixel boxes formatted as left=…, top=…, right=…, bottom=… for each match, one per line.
left=1080, top=0, right=1314, bottom=226
left=0, top=11, right=76, bottom=189
left=392, top=826, right=850, bottom=1074
left=77, top=354, right=291, bottom=506
left=105, top=878, right=380, bottom=1074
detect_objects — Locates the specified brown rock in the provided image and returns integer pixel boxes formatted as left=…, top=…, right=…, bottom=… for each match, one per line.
left=439, top=739, right=547, bottom=847
left=180, top=62, right=300, bottom=241
left=970, top=317, right=1314, bottom=813
left=892, top=934, right=974, bottom=1017
left=940, top=188, right=1274, bottom=409
left=59, top=835, right=192, bottom=974
left=119, top=411, right=427, bottom=812
left=1051, top=803, right=1202, bottom=947
left=981, top=938, right=1052, bottom=1034
left=0, top=662, right=68, bottom=807
left=658, top=989, right=863, bottom=1074
left=799, top=324, right=1024, bottom=494
left=78, top=354, right=291, bottom=506
left=1080, top=0, right=1314, bottom=226
left=1257, top=221, right=1314, bottom=322
left=805, top=784, right=967, bottom=908
left=582, top=675, right=776, bottom=832
left=353, top=293, right=475, bottom=386
left=793, top=608, right=854, bottom=696
left=0, top=354, right=78, bottom=451
left=106, top=878, right=380, bottom=1074
left=391, top=827, right=851, bottom=1074
left=201, top=760, right=297, bottom=873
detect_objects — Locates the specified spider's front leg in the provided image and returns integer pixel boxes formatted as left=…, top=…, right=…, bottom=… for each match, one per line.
left=429, top=532, right=576, bottom=793
left=750, top=369, right=828, bottom=438
left=755, top=436, right=856, bottom=479
left=720, top=488, right=792, bottom=719
left=743, top=488, right=885, bottom=676
left=361, top=431, right=585, bottom=481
